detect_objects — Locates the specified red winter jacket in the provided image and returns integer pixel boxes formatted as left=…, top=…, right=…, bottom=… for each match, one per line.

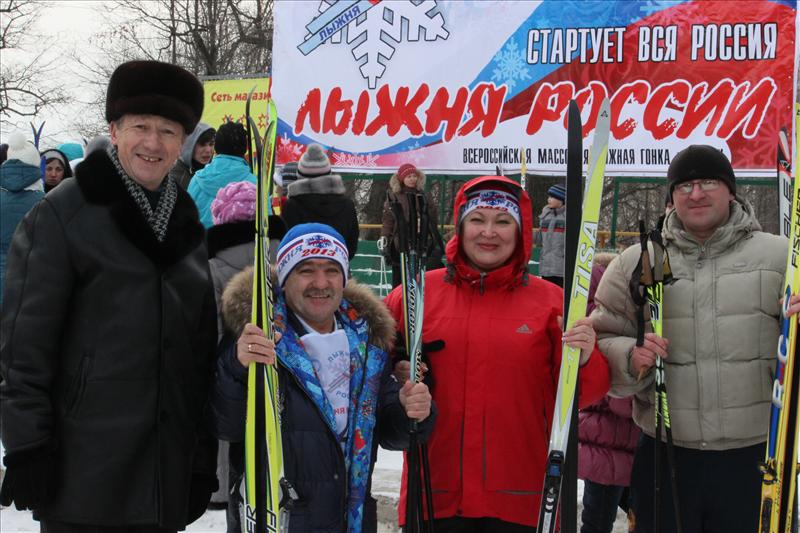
left=385, top=176, right=610, bottom=527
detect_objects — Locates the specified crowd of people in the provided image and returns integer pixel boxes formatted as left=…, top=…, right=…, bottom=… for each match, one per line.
left=1, top=58, right=799, bottom=533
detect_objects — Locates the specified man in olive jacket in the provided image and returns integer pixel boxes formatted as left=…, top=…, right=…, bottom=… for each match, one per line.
left=591, top=145, right=800, bottom=532
left=0, top=61, right=218, bottom=532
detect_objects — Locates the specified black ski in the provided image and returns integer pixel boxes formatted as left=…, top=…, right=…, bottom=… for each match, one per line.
left=559, top=99, right=583, bottom=533
left=391, top=192, right=435, bottom=533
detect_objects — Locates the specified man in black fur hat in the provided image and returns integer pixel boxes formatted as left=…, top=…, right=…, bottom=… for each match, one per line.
left=0, top=60, right=218, bottom=532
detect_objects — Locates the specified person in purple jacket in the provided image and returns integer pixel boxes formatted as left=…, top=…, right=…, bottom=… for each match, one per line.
left=579, top=252, right=641, bottom=533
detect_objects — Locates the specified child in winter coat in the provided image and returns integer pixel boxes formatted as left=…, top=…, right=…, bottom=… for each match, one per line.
left=536, top=182, right=566, bottom=286
left=578, top=253, right=640, bottom=533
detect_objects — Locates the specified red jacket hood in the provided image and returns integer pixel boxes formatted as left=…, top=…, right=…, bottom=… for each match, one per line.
left=445, top=175, right=533, bottom=288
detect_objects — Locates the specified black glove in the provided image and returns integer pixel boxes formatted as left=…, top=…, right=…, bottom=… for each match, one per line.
left=186, top=473, right=219, bottom=524
left=0, top=444, right=57, bottom=510
left=421, top=339, right=445, bottom=355
left=394, top=337, right=445, bottom=362
left=393, top=334, right=444, bottom=389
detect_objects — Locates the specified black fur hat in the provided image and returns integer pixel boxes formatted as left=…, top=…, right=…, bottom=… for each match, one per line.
left=667, top=145, right=735, bottom=196
left=105, top=60, right=204, bottom=134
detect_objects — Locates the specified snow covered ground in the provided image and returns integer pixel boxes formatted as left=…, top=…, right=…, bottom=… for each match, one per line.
left=0, top=448, right=628, bottom=533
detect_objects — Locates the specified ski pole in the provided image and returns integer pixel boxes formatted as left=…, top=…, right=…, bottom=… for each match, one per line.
left=639, top=221, right=682, bottom=533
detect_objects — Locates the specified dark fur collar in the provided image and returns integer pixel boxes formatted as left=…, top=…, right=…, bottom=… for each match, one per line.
left=207, top=216, right=287, bottom=258
left=207, top=221, right=254, bottom=258
left=75, top=149, right=205, bottom=267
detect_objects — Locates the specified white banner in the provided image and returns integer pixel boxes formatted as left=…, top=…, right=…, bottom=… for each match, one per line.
left=273, top=0, right=797, bottom=177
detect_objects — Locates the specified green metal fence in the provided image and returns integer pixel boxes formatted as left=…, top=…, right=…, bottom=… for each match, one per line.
left=345, top=174, right=778, bottom=293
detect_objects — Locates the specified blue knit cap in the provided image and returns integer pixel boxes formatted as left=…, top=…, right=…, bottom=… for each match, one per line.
left=57, top=142, right=84, bottom=161
left=547, top=183, right=566, bottom=202
left=276, top=223, right=349, bottom=286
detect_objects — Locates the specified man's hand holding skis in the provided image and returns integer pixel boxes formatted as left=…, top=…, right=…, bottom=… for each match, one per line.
left=237, top=323, right=280, bottom=367
left=784, top=293, right=800, bottom=318
left=631, top=333, right=670, bottom=378
left=629, top=293, right=800, bottom=379
left=399, top=381, right=432, bottom=422
left=393, top=360, right=429, bottom=384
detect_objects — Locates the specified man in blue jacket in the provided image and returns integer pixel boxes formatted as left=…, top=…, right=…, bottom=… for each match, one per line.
left=212, top=223, right=434, bottom=533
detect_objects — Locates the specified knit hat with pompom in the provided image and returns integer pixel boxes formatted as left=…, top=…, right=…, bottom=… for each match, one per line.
left=297, top=143, right=331, bottom=177
left=6, top=132, right=41, bottom=167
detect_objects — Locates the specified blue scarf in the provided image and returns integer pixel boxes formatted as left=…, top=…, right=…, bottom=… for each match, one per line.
left=274, top=294, right=388, bottom=533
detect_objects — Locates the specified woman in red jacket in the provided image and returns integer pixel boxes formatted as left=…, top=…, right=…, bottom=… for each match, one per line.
left=385, top=175, right=610, bottom=532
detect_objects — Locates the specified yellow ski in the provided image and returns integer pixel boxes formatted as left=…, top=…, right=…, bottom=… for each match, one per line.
left=243, top=94, right=286, bottom=533
left=538, top=97, right=610, bottom=532
left=759, top=102, right=800, bottom=533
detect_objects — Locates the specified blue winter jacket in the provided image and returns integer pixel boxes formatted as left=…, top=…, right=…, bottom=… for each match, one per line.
left=187, top=155, right=256, bottom=228
left=1, top=160, right=44, bottom=306
left=211, top=269, right=435, bottom=533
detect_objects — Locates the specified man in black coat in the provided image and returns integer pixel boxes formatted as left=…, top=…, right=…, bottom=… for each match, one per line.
left=281, top=144, right=360, bottom=259
left=0, top=60, right=218, bottom=532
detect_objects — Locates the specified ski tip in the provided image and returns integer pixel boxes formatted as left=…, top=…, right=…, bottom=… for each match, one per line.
left=598, top=98, right=611, bottom=120
left=568, top=99, right=583, bottom=139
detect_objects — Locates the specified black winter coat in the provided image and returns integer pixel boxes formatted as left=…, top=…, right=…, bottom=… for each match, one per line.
left=211, top=269, right=434, bottom=533
left=0, top=150, right=218, bottom=529
left=283, top=175, right=360, bottom=259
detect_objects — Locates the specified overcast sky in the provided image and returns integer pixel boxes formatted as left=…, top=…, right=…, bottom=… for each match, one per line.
left=2, top=1, right=113, bottom=148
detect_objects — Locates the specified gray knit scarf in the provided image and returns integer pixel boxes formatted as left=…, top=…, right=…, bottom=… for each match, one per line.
left=107, top=145, right=177, bottom=243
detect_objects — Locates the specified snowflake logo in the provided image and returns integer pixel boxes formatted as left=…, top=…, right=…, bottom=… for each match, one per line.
left=479, top=191, right=506, bottom=206
left=491, top=39, right=530, bottom=92
left=277, top=133, right=304, bottom=162
left=302, top=0, right=449, bottom=89
left=307, top=235, right=332, bottom=248
left=333, top=152, right=379, bottom=168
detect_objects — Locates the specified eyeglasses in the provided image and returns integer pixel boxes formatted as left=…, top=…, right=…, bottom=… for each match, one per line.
left=674, top=179, right=721, bottom=195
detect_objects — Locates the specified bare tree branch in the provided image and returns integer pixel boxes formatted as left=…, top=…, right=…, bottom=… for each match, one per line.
left=100, top=0, right=273, bottom=77
left=3, top=0, right=274, bottom=139
left=0, top=1, right=69, bottom=121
